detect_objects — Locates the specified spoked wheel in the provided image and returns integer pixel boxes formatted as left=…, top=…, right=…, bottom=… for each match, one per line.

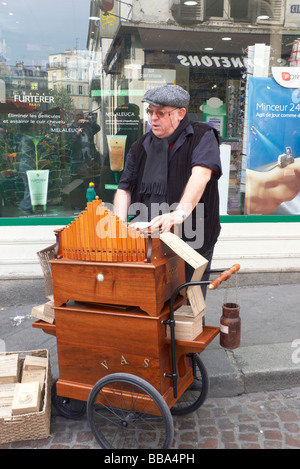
left=51, top=379, right=86, bottom=419
left=171, top=354, right=209, bottom=416
left=87, top=373, right=174, bottom=449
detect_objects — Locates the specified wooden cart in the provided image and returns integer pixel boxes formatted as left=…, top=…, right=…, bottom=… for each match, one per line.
left=33, top=200, right=239, bottom=449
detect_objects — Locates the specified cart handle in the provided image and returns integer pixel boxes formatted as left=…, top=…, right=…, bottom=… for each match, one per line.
left=166, top=266, right=239, bottom=399
left=208, top=264, right=240, bottom=290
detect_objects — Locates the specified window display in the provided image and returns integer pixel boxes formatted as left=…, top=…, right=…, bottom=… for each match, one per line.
left=0, top=0, right=299, bottom=220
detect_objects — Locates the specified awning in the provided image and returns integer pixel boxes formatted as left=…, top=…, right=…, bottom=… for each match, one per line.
left=0, top=100, right=37, bottom=114
left=138, top=27, right=270, bottom=55
left=104, top=23, right=297, bottom=69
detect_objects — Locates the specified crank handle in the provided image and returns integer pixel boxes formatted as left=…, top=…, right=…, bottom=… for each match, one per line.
left=208, top=264, right=240, bottom=290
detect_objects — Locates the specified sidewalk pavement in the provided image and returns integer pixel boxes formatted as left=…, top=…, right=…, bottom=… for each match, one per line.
left=1, top=277, right=300, bottom=398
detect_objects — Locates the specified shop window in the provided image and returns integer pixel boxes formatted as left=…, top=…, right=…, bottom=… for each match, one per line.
left=0, top=0, right=298, bottom=221
left=231, top=0, right=249, bottom=20
left=256, top=0, right=284, bottom=23
left=171, top=0, right=204, bottom=23
left=204, top=0, right=283, bottom=23
left=205, top=0, right=224, bottom=17
left=205, top=0, right=250, bottom=20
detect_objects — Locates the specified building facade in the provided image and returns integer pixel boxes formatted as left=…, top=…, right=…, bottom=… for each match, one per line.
left=0, top=0, right=299, bottom=277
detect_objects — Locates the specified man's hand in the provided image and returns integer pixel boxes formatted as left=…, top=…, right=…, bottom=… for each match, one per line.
left=245, top=157, right=300, bottom=214
left=149, top=165, right=212, bottom=233
left=149, top=211, right=185, bottom=233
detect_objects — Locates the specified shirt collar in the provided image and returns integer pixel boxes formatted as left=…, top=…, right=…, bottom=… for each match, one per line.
left=143, top=122, right=194, bottom=149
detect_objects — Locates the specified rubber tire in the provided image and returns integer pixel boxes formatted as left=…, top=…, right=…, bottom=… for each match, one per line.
left=87, top=373, right=174, bottom=449
left=51, top=379, right=86, bottom=419
left=171, top=354, right=209, bottom=416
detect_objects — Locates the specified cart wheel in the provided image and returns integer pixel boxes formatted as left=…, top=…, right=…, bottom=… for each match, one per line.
left=51, top=379, right=86, bottom=419
left=171, top=354, right=209, bottom=416
left=87, top=373, right=174, bottom=449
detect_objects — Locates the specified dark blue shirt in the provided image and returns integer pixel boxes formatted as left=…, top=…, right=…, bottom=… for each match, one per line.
left=119, top=125, right=221, bottom=191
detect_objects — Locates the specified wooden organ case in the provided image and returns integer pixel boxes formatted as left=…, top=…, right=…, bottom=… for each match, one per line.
left=45, top=198, right=200, bottom=404
left=51, top=198, right=186, bottom=316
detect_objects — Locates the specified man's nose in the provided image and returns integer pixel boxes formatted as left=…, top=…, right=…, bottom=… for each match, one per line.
left=151, top=112, right=159, bottom=120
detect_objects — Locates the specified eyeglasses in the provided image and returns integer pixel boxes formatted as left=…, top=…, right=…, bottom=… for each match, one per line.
left=146, top=107, right=177, bottom=118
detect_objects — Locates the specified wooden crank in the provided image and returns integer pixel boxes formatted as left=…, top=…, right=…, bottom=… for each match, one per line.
left=208, top=264, right=240, bottom=290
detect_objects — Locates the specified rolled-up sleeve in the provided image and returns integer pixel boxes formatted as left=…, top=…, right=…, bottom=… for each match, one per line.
left=118, top=147, right=136, bottom=190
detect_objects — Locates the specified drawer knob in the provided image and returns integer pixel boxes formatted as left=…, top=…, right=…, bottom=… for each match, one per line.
left=97, top=273, right=104, bottom=282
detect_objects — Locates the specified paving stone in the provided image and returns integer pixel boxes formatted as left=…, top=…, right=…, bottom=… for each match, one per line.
left=1, top=386, right=299, bottom=450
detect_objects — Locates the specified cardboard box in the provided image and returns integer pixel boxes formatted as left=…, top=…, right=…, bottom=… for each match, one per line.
left=160, top=232, right=208, bottom=317
left=166, top=306, right=205, bottom=341
left=0, top=384, right=17, bottom=417
left=0, top=404, right=13, bottom=418
left=0, top=354, right=19, bottom=384
left=0, top=398, right=13, bottom=418
left=12, top=381, right=41, bottom=416
left=23, top=355, right=48, bottom=371
left=21, top=368, right=45, bottom=389
left=0, top=383, right=17, bottom=397
left=31, top=300, right=54, bottom=324
left=173, top=305, right=200, bottom=318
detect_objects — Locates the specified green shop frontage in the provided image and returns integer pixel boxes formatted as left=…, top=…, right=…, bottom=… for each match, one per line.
left=0, top=0, right=299, bottom=279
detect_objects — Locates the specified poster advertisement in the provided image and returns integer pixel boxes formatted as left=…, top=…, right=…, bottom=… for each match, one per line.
left=245, top=75, right=300, bottom=214
left=102, top=102, right=143, bottom=193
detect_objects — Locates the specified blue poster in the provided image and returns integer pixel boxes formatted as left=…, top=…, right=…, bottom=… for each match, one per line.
left=246, top=77, right=300, bottom=214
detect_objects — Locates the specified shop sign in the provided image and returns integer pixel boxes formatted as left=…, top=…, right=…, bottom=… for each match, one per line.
left=285, top=0, right=300, bottom=25
left=272, top=67, right=300, bottom=88
left=100, top=3, right=119, bottom=38
left=100, top=0, right=114, bottom=11
left=177, top=54, right=246, bottom=69
left=14, top=94, right=54, bottom=105
left=246, top=77, right=300, bottom=215
left=291, top=4, right=300, bottom=12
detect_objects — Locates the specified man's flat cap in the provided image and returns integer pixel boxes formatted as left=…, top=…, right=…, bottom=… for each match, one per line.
left=142, top=84, right=190, bottom=108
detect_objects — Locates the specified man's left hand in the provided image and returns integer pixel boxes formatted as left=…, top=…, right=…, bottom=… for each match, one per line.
left=149, top=211, right=184, bottom=233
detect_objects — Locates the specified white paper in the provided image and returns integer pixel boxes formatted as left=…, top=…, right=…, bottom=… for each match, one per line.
left=160, top=231, right=208, bottom=318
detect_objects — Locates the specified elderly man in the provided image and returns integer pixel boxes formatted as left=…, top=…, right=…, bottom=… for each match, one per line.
left=114, top=84, right=222, bottom=290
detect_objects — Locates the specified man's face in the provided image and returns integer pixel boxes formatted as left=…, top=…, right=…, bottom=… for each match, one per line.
left=75, top=111, right=84, bottom=122
left=147, top=105, right=185, bottom=138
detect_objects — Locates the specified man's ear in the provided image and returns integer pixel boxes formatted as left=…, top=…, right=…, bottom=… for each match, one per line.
left=177, top=108, right=186, bottom=121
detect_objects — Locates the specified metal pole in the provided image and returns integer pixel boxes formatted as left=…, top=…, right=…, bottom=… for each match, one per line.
left=164, top=279, right=212, bottom=399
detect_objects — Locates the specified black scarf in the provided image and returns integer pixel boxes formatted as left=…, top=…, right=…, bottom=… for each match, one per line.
left=139, top=113, right=190, bottom=215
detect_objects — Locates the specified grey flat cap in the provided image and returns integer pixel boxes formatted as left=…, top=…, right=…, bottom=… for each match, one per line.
left=142, top=84, right=190, bottom=108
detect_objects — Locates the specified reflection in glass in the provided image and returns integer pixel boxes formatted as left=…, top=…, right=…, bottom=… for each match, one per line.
left=107, top=135, right=127, bottom=183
